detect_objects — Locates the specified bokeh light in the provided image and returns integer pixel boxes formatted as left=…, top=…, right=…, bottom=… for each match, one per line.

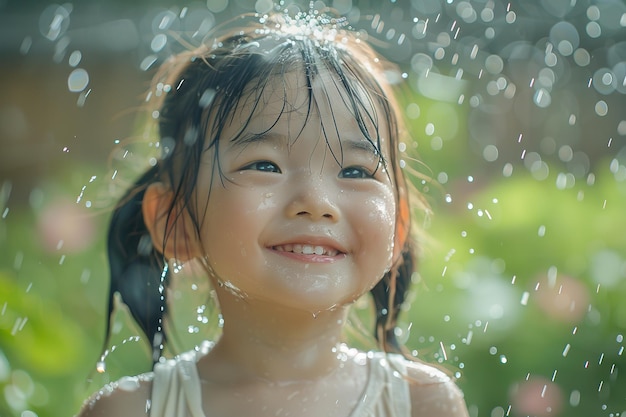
left=1, top=0, right=626, bottom=416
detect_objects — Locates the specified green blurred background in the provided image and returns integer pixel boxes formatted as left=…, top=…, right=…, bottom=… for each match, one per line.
left=1, top=0, right=625, bottom=416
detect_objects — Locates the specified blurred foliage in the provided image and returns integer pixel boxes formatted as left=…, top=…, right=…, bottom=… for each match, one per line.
left=411, top=164, right=626, bottom=416
left=1, top=0, right=626, bottom=416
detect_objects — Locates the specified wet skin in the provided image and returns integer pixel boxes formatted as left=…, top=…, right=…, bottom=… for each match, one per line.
left=193, top=68, right=398, bottom=316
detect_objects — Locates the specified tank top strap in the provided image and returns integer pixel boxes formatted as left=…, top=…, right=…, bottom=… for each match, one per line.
left=149, top=342, right=212, bottom=417
left=349, top=351, right=411, bottom=417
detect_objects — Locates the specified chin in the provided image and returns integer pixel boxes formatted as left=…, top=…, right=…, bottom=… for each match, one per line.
left=263, top=281, right=367, bottom=315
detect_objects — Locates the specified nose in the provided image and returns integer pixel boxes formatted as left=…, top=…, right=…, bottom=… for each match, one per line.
left=285, top=180, right=340, bottom=222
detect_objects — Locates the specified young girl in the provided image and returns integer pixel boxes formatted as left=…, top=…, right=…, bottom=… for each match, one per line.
left=79, top=8, right=469, bottom=417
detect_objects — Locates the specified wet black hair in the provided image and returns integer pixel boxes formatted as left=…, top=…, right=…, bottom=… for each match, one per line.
left=104, top=11, right=421, bottom=364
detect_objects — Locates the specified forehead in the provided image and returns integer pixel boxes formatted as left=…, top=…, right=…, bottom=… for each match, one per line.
left=228, top=63, right=389, bottom=152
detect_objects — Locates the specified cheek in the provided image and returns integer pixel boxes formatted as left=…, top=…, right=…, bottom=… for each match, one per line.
left=358, top=194, right=397, bottom=262
left=254, top=192, right=278, bottom=212
left=201, top=187, right=274, bottom=260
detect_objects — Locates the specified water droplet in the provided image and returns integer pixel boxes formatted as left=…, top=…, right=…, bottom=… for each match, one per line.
left=151, top=34, right=167, bottom=52
left=521, top=291, right=530, bottom=305
left=67, top=68, right=89, bottom=92
left=430, top=136, right=443, bottom=150
left=68, top=50, right=82, bottom=67
left=439, top=341, right=448, bottom=360
left=207, top=0, right=228, bottom=13
left=199, top=88, right=216, bottom=108
left=570, top=50, right=589, bottom=70
left=39, top=4, right=71, bottom=41
left=533, top=88, right=551, bottom=107
left=96, top=361, right=106, bottom=373
left=586, top=21, right=602, bottom=38
left=425, top=123, right=435, bottom=136
left=556, top=172, right=575, bottom=189
left=483, top=145, right=499, bottom=161
left=595, top=100, right=609, bottom=116
left=140, top=55, right=158, bottom=71
left=505, top=10, right=516, bottom=24
left=20, top=36, right=33, bottom=55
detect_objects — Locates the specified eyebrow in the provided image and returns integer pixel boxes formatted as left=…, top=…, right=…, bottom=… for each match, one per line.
left=343, top=138, right=380, bottom=157
left=230, top=132, right=288, bottom=149
left=229, top=131, right=381, bottom=158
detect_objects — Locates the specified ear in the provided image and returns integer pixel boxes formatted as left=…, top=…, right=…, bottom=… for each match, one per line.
left=142, top=182, right=203, bottom=262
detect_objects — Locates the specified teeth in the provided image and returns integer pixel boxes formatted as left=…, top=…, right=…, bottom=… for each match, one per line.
left=274, top=244, right=338, bottom=256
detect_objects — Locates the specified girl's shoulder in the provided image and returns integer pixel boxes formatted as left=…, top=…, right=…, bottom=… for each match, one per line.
left=394, top=357, right=469, bottom=417
left=76, top=373, right=154, bottom=417
left=77, top=342, right=212, bottom=417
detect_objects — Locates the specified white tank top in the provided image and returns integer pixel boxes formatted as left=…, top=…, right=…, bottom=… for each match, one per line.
left=148, top=342, right=411, bottom=417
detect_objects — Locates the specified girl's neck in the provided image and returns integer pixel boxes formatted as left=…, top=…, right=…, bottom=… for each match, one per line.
left=199, top=289, right=351, bottom=383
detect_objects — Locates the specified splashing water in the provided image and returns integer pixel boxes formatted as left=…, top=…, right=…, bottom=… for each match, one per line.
left=96, top=336, right=142, bottom=374
left=2, top=0, right=626, bottom=416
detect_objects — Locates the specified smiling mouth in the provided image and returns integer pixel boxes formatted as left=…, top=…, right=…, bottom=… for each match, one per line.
left=272, top=244, right=340, bottom=257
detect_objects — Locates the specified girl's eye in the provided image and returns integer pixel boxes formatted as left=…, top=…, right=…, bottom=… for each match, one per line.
left=339, top=166, right=374, bottom=179
left=242, top=161, right=281, bottom=173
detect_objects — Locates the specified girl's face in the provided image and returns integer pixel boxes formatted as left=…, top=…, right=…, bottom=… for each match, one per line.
left=192, top=68, right=397, bottom=314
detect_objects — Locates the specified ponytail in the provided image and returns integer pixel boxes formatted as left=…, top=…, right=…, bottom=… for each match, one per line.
left=369, top=240, right=414, bottom=354
left=104, top=165, right=168, bottom=364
